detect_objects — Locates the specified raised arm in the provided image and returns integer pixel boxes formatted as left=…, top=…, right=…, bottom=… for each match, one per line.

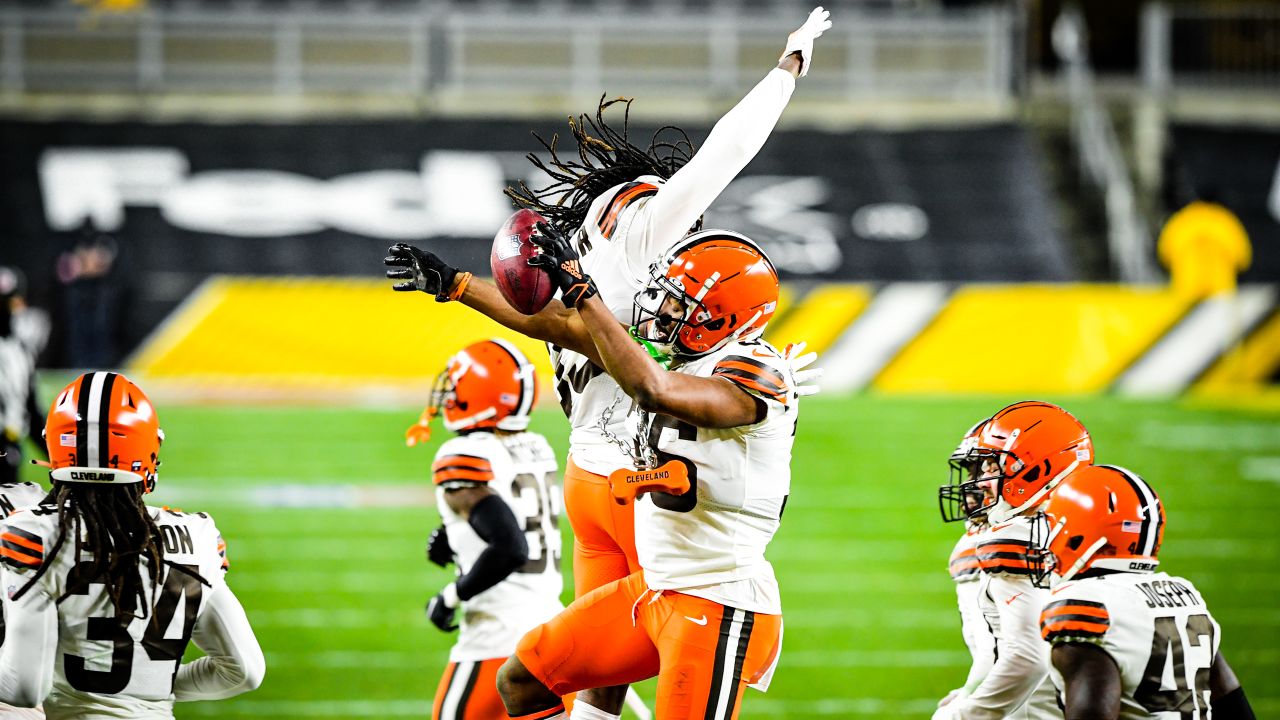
left=641, top=8, right=831, bottom=255
left=528, top=223, right=761, bottom=430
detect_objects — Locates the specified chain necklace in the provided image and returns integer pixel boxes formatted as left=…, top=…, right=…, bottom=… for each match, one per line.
left=598, top=390, right=657, bottom=470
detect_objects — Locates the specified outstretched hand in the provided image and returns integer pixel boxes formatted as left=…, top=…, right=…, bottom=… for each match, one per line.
left=784, top=341, right=823, bottom=399
left=384, top=243, right=461, bottom=302
left=780, top=6, right=832, bottom=78
left=527, top=222, right=599, bottom=308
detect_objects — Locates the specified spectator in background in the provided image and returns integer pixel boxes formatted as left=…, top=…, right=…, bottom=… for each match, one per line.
left=0, top=266, right=51, bottom=364
left=1157, top=190, right=1252, bottom=300
left=0, top=277, right=45, bottom=485
left=57, top=226, right=123, bottom=368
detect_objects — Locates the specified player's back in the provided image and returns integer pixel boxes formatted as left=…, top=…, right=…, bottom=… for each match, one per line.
left=434, top=431, right=564, bottom=662
left=1042, top=571, right=1221, bottom=720
left=634, top=338, right=797, bottom=614
left=3, top=504, right=228, bottom=719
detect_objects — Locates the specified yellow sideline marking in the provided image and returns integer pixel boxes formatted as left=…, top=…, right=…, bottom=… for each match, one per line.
left=127, top=277, right=231, bottom=372
left=1192, top=310, right=1280, bottom=402
left=128, top=277, right=555, bottom=385
left=873, top=285, right=1192, bottom=393
left=766, top=284, right=870, bottom=354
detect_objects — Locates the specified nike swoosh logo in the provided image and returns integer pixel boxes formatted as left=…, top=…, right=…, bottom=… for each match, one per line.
left=1005, top=592, right=1024, bottom=605
left=685, top=615, right=708, bottom=626
left=751, top=348, right=773, bottom=358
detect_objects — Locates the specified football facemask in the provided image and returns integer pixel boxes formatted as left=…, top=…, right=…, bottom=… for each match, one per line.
left=631, top=230, right=778, bottom=359
left=938, top=418, right=991, bottom=523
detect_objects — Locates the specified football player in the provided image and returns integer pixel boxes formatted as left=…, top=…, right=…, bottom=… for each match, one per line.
left=406, top=339, right=569, bottom=720
left=935, top=419, right=996, bottom=710
left=0, top=372, right=265, bottom=716
left=0, top=272, right=47, bottom=486
left=0, top=430, right=48, bottom=720
left=491, top=223, right=799, bottom=720
left=1030, top=464, right=1256, bottom=720
left=933, top=401, right=1094, bottom=720
left=385, top=8, right=828, bottom=720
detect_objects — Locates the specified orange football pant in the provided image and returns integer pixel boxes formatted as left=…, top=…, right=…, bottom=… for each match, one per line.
left=433, top=659, right=573, bottom=720
left=564, top=455, right=640, bottom=597
left=516, top=571, right=782, bottom=720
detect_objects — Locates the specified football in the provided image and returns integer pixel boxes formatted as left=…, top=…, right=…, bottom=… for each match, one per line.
left=491, top=208, right=555, bottom=315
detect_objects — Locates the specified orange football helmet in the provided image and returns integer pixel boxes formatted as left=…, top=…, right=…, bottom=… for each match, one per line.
left=937, top=418, right=990, bottom=523
left=632, top=230, right=779, bottom=357
left=43, top=372, right=163, bottom=492
left=968, top=401, right=1093, bottom=524
left=1029, top=464, right=1164, bottom=587
left=406, top=338, right=538, bottom=445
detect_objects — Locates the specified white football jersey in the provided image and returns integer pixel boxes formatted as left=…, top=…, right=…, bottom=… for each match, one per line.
left=0, top=482, right=46, bottom=518
left=1042, top=572, right=1221, bottom=720
left=551, top=177, right=672, bottom=476
left=940, top=518, right=1059, bottom=720
left=434, top=431, right=565, bottom=662
left=0, top=483, right=48, bottom=719
left=631, top=339, right=797, bottom=615
left=948, top=526, right=998, bottom=699
left=550, top=67, right=799, bottom=477
left=0, top=504, right=228, bottom=718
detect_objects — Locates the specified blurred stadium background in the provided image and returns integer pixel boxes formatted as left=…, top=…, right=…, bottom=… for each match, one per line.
left=1, top=0, right=1277, bottom=717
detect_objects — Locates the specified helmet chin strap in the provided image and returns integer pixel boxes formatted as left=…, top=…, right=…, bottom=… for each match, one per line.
left=444, top=406, right=497, bottom=432
left=990, top=457, right=1081, bottom=524
left=1059, top=536, right=1109, bottom=583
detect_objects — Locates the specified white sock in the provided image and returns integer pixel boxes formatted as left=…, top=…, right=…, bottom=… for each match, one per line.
left=569, top=700, right=622, bottom=720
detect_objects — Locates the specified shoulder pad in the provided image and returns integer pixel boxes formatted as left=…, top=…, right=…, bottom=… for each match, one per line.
left=710, top=344, right=793, bottom=406
left=592, top=181, right=661, bottom=241
left=948, top=532, right=980, bottom=582
left=974, top=520, right=1035, bottom=576
left=1040, top=595, right=1111, bottom=644
left=0, top=513, right=48, bottom=571
left=434, top=435, right=501, bottom=486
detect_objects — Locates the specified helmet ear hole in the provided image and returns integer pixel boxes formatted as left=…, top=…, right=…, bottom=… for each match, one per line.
left=704, top=318, right=725, bottom=331
left=1023, top=465, right=1041, bottom=483
left=1067, top=534, right=1085, bottom=551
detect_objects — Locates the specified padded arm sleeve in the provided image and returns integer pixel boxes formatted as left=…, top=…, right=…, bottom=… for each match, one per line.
left=639, top=68, right=796, bottom=261
left=456, top=494, right=528, bottom=602
left=947, top=575, right=1049, bottom=720
left=1213, top=687, right=1257, bottom=720
left=0, top=567, right=55, bottom=707
left=174, top=585, right=266, bottom=701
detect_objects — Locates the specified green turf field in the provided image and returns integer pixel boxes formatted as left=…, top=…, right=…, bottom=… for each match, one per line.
left=20, top=394, right=1279, bottom=718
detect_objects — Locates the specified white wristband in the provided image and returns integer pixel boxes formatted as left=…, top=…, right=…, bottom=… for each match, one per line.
left=440, top=583, right=459, bottom=608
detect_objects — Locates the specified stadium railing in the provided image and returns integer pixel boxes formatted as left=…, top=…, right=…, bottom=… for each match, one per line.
left=0, top=3, right=1020, bottom=107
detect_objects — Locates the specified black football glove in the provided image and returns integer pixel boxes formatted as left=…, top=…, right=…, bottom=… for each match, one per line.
left=425, top=526, right=453, bottom=568
left=384, top=243, right=460, bottom=302
left=426, top=584, right=459, bottom=632
left=527, top=222, right=598, bottom=308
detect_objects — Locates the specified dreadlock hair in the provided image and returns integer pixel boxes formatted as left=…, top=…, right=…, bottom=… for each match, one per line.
left=504, top=95, right=698, bottom=236
left=15, top=482, right=173, bottom=621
